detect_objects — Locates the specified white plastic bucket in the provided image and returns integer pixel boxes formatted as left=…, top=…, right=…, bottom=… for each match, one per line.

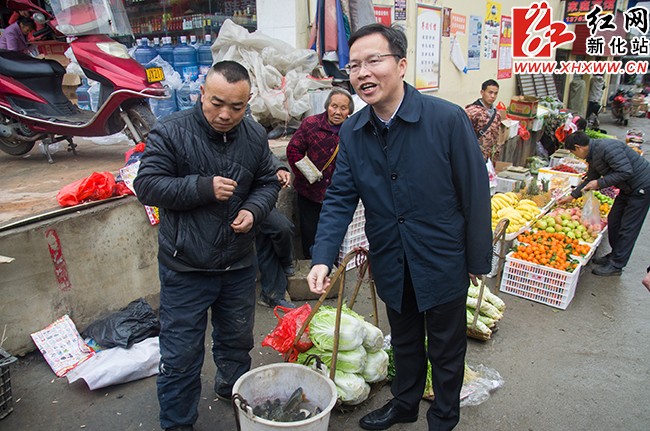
left=232, top=363, right=337, bottom=431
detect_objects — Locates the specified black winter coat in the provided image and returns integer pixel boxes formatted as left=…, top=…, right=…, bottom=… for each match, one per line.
left=571, top=138, right=650, bottom=198
left=134, top=103, right=280, bottom=272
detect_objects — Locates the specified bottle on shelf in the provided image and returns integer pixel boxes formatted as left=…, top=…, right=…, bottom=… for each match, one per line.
left=173, top=36, right=199, bottom=81
left=76, top=78, right=92, bottom=111
left=198, top=34, right=213, bottom=76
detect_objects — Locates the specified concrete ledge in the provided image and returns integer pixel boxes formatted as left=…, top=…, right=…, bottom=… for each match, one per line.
left=0, top=197, right=160, bottom=356
left=0, top=142, right=302, bottom=356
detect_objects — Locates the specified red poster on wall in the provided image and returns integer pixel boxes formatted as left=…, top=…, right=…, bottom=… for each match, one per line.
left=497, top=15, right=512, bottom=79
left=374, top=6, right=392, bottom=26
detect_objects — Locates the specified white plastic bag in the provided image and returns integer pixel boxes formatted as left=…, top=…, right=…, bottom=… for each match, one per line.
left=212, top=19, right=331, bottom=127
left=66, top=337, right=160, bottom=390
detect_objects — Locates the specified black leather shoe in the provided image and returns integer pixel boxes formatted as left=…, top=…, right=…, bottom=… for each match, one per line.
left=592, top=263, right=622, bottom=276
left=591, top=254, right=611, bottom=266
left=359, top=400, right=418, bottom=430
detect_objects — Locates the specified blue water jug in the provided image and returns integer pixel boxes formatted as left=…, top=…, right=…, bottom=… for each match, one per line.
left=198, top=34, right=213, bottom=76
left=151, top=89, right=178, bottom=119
left=189, top=35, right=199, bottom=49
left=134, top=37, right=158, bottom=66
left=76, top=78, right=91, bottom=111
left=173, top=36, right=198, bottom=81
left=158, top=37, right=174, bottom=65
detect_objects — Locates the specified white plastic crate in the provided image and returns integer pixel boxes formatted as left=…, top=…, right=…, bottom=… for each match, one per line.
left=499, top=252, right=581, bottom=310
left=338, top=232, right=369, bottom=270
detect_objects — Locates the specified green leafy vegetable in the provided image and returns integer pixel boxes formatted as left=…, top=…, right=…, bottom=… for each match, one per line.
left=297, top=345, right=367, bottom=374
left=309, top=305, right=365, bottom=351
left=362, top=349, right=389, bottom=383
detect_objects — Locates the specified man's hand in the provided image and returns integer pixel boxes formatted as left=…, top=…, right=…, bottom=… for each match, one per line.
left=213, top=176, right=237, bottom=200
left=582, top=180, right=599, bottom=192
left=231, top=209, right=254, bottom=233
left=277, top=170, right=291, bottom=189
left=308, top=264, right=331, bottom=294
left=469, top=273, right=480, bottom=286
left=557, top=195, right=574, bottom=205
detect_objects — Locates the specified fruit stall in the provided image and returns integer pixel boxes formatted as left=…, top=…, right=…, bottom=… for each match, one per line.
left=488, top=160, right=617, bottom=310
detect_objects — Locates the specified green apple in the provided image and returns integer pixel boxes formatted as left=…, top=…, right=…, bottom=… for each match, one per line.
left=546, top=226, right=556, bottom=233
left=536, top=220, right=548, bottom=229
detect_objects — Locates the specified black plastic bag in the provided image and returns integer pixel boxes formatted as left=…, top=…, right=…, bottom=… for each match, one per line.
left=82, top=298, right=160, bottom=349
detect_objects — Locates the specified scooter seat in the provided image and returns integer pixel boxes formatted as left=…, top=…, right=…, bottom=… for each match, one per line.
left=0, top=50, right=65, bottom=78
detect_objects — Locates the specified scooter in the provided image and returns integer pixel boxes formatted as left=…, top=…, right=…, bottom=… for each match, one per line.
left=610, top=89, right=632, bottom=126
left=0, top=0, right=167, bottom=162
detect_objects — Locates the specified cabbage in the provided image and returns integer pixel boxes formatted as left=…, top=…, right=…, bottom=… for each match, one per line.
left=362, top=349, right=389, bottom=383
left=361, top=321, right=384, bottom=353
left=333, top=370, right=370, bottom=405
left=297, top=345, right=367, bottom=374
left=309, top=306, right=365, bottom=351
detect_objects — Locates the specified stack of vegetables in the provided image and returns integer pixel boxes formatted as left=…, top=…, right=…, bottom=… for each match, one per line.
left=466, top=282, right=506, bottom=339
left=298, top=305, right=388, bottom=405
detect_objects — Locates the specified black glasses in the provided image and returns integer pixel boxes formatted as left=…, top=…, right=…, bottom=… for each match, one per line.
left=344, top=54, right=401, bottom=75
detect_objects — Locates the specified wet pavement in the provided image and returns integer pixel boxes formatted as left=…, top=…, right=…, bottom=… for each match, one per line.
left=1, top=111, right=649, bottom=431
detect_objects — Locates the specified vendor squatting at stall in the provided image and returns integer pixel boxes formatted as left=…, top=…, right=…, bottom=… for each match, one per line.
left=559, top=131, right=650, bottom=277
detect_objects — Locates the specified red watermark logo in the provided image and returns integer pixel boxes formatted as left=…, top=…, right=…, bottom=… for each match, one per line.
left=512, top=1, right=575, bottom=59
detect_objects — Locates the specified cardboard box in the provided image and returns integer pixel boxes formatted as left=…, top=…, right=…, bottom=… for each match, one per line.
left=506, top=113, right=534, bottom=130
left=61, top=74, right=80, bottom=103
left=507, top=95, right=539, bottom=118
left=494, top=161, right=512, bottom=173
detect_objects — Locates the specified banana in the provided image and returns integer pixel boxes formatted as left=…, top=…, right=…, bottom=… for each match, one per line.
left=518, top=199, right=538, bottom=207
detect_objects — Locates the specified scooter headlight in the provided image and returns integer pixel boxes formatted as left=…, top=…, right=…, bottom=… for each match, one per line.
left=97, top=42, right=130, bottom=59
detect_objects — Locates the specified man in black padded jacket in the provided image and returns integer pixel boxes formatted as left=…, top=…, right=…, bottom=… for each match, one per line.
left=559, top=131, right=650, bottom=277
left=134, top=61, right=279, bottom=431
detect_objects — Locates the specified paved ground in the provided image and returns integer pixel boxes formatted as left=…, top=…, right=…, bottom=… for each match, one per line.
left=1, top=111, right=649, bottom=431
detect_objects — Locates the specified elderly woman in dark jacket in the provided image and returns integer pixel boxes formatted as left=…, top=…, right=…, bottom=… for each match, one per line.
left=286, top=88, right=354, bottom=258
left=559, top=131, right=650, bottom=276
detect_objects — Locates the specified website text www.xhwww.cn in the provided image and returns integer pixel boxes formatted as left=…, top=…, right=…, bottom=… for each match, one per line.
left=513, top=60, right=649, bottom=75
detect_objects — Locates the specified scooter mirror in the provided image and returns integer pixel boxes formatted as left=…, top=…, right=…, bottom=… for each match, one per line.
left=32, top=12, right=47, bottom=25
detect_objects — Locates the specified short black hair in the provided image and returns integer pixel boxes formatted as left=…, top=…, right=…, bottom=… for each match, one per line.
left=348, top=23, right=407, bottom=59
left=482, top=79, right=499, bottom=90
left=17, top=16, right=36, bottom=30
left=564, top=131, right=590, bottom=150
left=209, top=61, right=251, bottom=86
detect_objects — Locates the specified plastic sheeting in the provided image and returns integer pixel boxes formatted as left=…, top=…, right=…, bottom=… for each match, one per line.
left=212, top=20, right=332, bottom=128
